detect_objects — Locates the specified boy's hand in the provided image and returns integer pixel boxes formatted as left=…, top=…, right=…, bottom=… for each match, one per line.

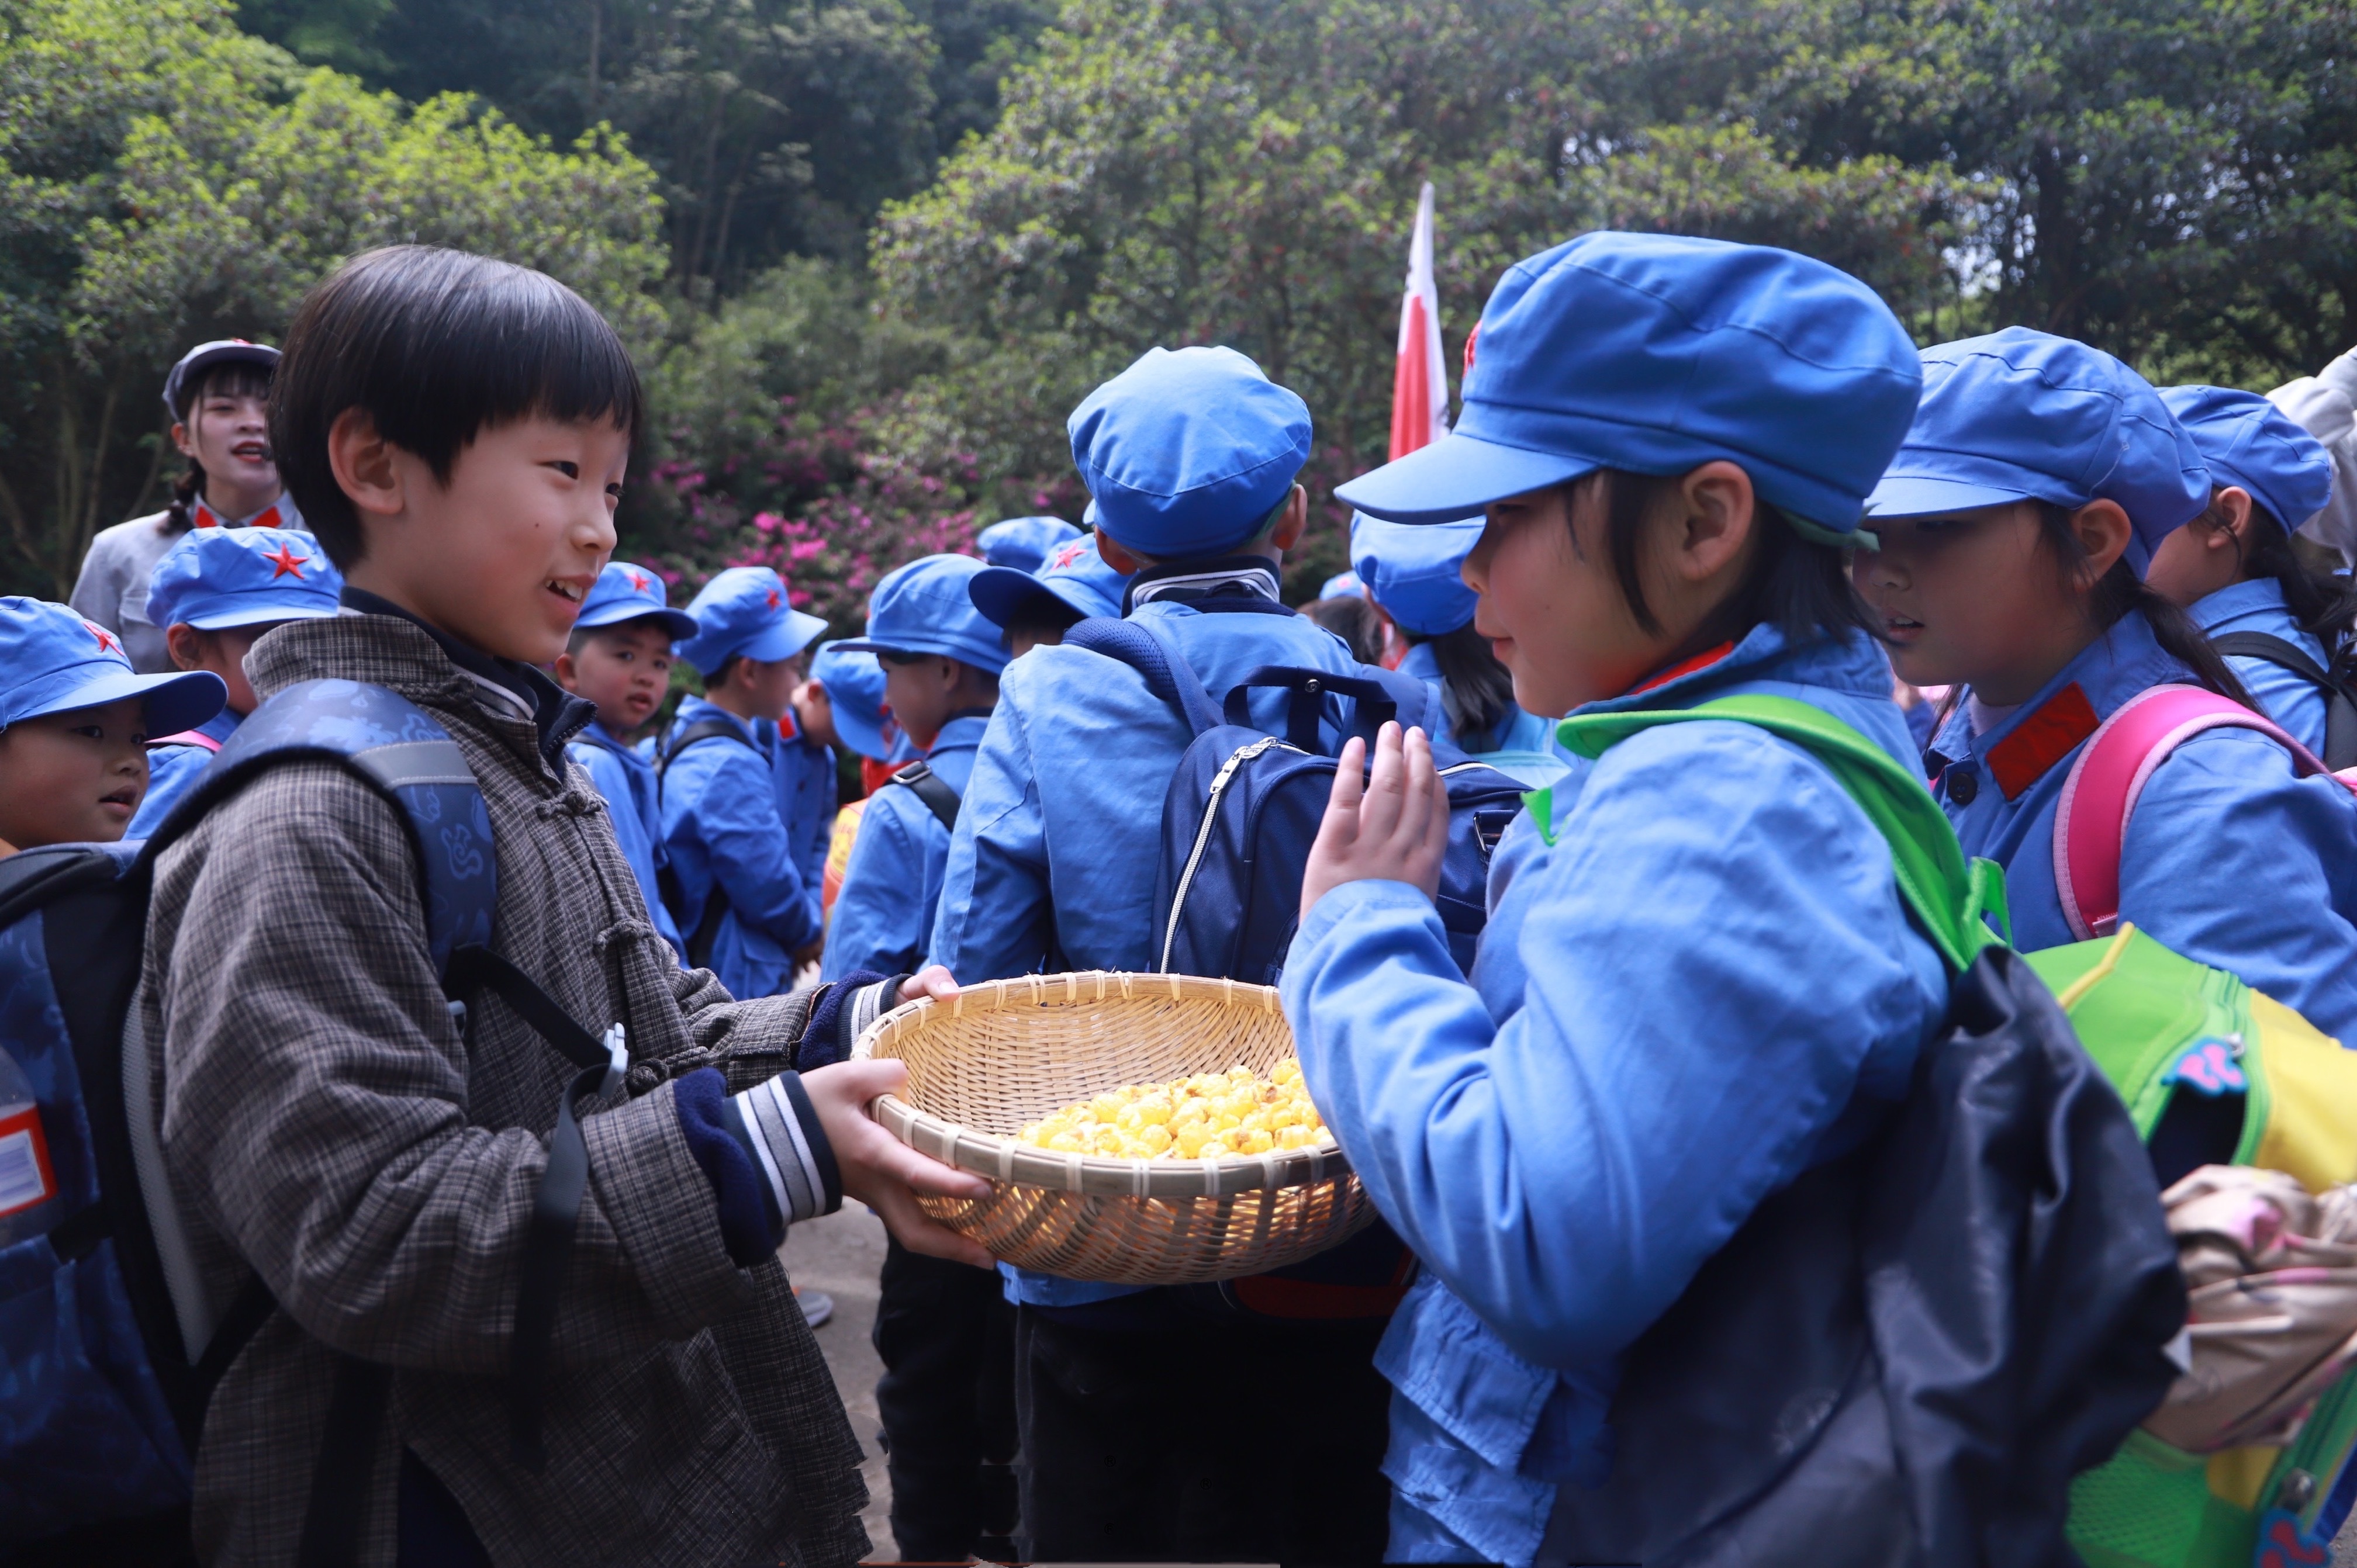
left=899, top=964, right=959, bottom=1005
left=801, top=1058, right=994, bottom=1267
left=1300, top=721, right=1450, bottom=919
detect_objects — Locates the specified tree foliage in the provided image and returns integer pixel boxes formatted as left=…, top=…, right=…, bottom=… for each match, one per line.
left=0, top=0, right=664, bottom=595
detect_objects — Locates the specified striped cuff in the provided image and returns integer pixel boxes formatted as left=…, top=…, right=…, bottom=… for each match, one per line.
left=730, top=1072, right=842, bottom=1225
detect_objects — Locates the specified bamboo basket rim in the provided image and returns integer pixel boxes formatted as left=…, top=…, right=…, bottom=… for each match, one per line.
left=852, top=969, right=1354, bottom=1199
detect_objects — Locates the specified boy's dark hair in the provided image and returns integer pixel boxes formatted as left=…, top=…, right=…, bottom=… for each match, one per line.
left=271, top=245, right=642, bottom=571
left=2038, top=503, right=2259, bottom=708
left=1568, top=468, right=1875, bottom=655
left=702, top=653, right=746, bottom=691
left=2185, top=488, right=2357, bottom=650
left=165, top=360, right=276, bottom=536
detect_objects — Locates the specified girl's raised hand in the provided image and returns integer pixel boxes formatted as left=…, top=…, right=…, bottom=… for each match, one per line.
left=1300, top=721, right=1450, bottom=919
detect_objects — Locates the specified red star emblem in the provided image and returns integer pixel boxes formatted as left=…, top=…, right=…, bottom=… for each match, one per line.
left=766, top=588, right=782, bottom=609
left=261, top=541, right=309, bottom=580
left=1052, top=541, right=1088, bottom=569
left=626, top=568, right=651, bottom=593
left=84, top=620, right=122, bottom=656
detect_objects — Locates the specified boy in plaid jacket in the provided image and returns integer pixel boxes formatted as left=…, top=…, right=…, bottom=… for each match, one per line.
left=137, top=245, right=987, bottom=1565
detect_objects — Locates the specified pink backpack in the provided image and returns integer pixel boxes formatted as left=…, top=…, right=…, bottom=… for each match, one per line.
left=2054, top=684, right=2357, bottom=942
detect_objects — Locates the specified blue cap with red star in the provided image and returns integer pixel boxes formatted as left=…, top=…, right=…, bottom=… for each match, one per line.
left=575, top=559, right=697, bottom=640
left=967, top=531, right=1134, bottom=634
left=146, top=526, right=343, bottom=632
left=677, top=566, right=828, bottom=677
left=977, top=515, right=1083, bottom=573
left=0, top=597, right=225, bottom=735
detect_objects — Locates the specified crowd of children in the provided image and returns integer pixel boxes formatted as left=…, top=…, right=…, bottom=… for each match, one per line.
left=9, top=227, right=2357, bottom=1567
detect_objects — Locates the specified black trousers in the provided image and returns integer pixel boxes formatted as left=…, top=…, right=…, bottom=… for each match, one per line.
left=1013, top=1304, right=1393, bottom=1563
left=872, top=1237, right=1018, bottom=1562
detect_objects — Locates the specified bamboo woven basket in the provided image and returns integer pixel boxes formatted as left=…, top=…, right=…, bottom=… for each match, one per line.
left=852, top=970, right=1376, bottom=1285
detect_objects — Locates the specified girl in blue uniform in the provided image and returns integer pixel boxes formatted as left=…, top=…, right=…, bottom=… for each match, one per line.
left=2145, top=384, right=2352, bottom=756
left=1287, top=233, right=1948, bottom=1563
left=1855, top=329, right=2357, bottom=1041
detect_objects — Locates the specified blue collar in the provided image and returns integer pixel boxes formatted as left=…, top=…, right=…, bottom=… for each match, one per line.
left=924, top=711, right=991, bottom=756
left=195, top=706, right=241, bottom=744
left=1927, top=609, right=2186, bottom=790
left=2189, top=576, right=2292, bottom=633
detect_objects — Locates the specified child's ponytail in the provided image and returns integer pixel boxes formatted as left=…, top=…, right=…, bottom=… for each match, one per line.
left=1420, top=623, right=1518, bottom=750
left=2044, top=504, right=2259, bottom=709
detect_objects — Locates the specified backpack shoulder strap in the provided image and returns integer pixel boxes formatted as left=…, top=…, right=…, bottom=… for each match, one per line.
left=655, top=716, right=756, bottom=797
left=2052, top=683, right=2355, bottom=943
left=1557, top=693, right=2006, bottom=974
left=2211, top=629, right=2357, bottom=770
left=1064, top=616, right=1224, bottom=736
left=888, top=760, right=962, bottom=830
left=144, top=678, right=497, bottom=979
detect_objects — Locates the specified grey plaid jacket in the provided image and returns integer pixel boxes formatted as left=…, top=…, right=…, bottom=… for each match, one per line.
left=139, top=614, right=867, bottom=1566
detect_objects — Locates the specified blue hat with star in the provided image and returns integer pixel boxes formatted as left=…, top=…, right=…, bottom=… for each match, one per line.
left=977, top=515, right=1084, bottom=574
left=968, top=531, right=1133, bottom=634
left=835, top=554, right=1011, bottom=676
left=576, top=559, right=697, bottom=640
left=677, top=566, right=828, bottom=678
left=146, top=526, right=343, bottom=632
left=0, top=597, right=224, bottom=735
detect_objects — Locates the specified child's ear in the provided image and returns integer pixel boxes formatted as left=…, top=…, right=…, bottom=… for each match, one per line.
left=2213, top=487, right=2257, bottom=548
left=552, top=651, right=579, bottom=687
left=2068, top=499, right=2135, bottom=584
left=1672, top=461, right=1756, bottom=583
left=327, top=407, right=405, bottom=518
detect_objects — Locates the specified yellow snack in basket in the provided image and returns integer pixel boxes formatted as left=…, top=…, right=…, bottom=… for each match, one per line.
left=1015, top=1058, right=1335, bottom=1161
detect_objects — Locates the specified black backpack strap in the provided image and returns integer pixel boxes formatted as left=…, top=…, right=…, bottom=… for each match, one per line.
left=653, top=716, right=761, bottom=952
left=441, top=945, right=624, bottom=1472
left=888, top=760, right=963, bottom=829
left=1221, top=664, right=1420, bottom=750
left=1063, top=617, right=1225, bottom=736
left=2210, top=630, right=2357, bottom=770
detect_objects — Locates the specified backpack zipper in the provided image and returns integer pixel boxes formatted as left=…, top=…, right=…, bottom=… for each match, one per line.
left=1162, top=735, right=1297, bottom=972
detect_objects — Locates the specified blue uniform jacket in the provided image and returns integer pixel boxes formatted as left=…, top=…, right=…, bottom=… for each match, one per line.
left=929, top=598, right=1362, bottom=1306
left=821, top=712, right=989, bottom=982
left=127, top=706, right=240, bottom=838
left=1280, top=625, right=1950, bottom=1564
left=761, top=712, right=837, bottom=894
left=1398, top=642, right=1568, bottom=790
left=658, top=697, right=822, bottom=999
left=2191, top=577, right=2331, bottom=755
left=1932, top=607, right=2357, bottom=1040
left=566, top=723, right=686, bottom=963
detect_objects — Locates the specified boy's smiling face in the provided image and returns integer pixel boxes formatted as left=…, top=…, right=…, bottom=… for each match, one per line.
left=333, top=411, right=627, bottom=664
left=0, top=698, right=150, bottom=851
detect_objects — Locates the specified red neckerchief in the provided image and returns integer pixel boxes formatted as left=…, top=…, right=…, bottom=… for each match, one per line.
left=192, top=497, right=286, bottom=530
left=1626, top=642, right=1736, bottom=698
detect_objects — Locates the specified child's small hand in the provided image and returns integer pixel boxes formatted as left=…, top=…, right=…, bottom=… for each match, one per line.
left=800, top=1058, right=994, bottom=1268
left=1300, top=721, right=1450, bottom=920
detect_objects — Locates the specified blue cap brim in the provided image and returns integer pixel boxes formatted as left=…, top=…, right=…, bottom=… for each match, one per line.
left=177, top=601, right=342, bottom=631
left=578, top=603, right=699, bottom=640
left=1862, top=473, right=2035, bottom=520
left=1335, top=432, right=1600, bottom=525
left=18, top=667, right=227, bottom=738
left=725, top=608, right=830, bottom=664
left=967, top=567, right=1084, bottom=632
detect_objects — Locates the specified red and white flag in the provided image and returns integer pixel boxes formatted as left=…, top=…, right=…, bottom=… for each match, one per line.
left=1388, top=181, right=1450, bottom=461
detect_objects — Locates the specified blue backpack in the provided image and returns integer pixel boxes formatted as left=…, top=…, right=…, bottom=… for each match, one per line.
left=1063, top=617, right=1530, bottom=1320
left=1, top=680, right=621, bottom=1561
left=1065, top=617, right=1529, bottom=984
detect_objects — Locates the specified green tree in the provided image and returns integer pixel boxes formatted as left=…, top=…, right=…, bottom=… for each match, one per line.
left=0, top=0, right=665, bottom=596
